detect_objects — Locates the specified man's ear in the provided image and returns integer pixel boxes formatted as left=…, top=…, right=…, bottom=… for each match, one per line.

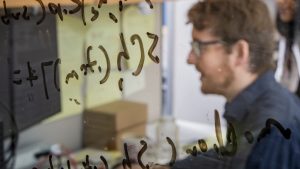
left=231, top=39, right=250, bottom=67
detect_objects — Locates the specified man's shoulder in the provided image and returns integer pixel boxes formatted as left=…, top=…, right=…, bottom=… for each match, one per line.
left=245, top=81, right=300, bottom=130
left=252, top=81, right=300, bottom=115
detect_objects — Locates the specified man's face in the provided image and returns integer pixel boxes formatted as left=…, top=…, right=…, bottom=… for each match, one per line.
left=187, top=28, right=234, bottom=95
left=276, top=0, right=296, bottom=22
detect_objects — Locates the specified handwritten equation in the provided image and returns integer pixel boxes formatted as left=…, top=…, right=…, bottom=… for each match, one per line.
left=13, top=32, right=159, bottom=102
left=1, top=0, right=154, bottom=25
left=185, top=110, right=291, bottom=157
left=65, top=32, right=159, bottom=92
left=33, top=137, right=176, bottom=169
left=12, top=58, right=61, bottom=100
left=32, top=113, right=291, bottom=169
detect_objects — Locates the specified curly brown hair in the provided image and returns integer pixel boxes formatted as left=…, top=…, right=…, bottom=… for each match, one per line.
left=188, top=0, right=275, bottom=74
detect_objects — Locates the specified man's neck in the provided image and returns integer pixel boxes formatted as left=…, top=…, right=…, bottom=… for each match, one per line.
left=225, top=73, right=258, bottom=102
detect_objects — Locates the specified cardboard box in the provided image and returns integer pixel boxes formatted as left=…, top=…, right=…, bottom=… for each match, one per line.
left=83, top=100, right=147, bottom=151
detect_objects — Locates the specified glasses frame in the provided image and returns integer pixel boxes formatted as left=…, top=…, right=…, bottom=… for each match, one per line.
left=191, top=40, right=227, bottom=58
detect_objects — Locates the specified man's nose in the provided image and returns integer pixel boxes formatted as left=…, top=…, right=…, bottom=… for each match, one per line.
left=187, top=51, right=197, bottom=65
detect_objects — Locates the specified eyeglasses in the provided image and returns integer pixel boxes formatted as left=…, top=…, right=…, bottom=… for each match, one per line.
left=191, top=40, right=226, bottom=58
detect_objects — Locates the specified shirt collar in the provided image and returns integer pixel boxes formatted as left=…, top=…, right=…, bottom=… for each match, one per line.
left=224, top=70, right=276, bottom=122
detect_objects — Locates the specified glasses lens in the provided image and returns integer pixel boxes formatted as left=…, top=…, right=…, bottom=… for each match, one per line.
left=191, top=41, right=201, bottom=57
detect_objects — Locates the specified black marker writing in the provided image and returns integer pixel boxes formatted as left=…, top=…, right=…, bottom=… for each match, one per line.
left=98, top=0, right=107, bottom=8
left=198, top=139, right=208, bottom=152
left=131, top=34, right=145, bottom=76
left=69, top=98, right=80, bottom=105
left=166, top=137, right=176, bottom=166
left=63, top=8, right=68, bottom=15
left=65, top=70, right=79, bottom=84
left=82, top=155, right=91, bottom=169
left=1, top=0, right=10, bottom=24
left=80, top=46, right=97, bottom=75
left=185, top=139, right=206, bottom=156
left=13, top=70, right=22, bottom=85
left=22, top=6, right=30, bottom=20
left=185, top=110, right=291, bottom=158
left=49, top=155, right=54, bottom=169
left=122, top=143, right=132, bottom=169
left=145, top=0, right=153, bottom=9
left=33, top=117, right=291, bottom=169
left=26, top=61, right=38, bottom=87
left=69, top=0, right=86, bottom=26
left=186, top=110, right=237, bottom=157
left=117, top=33, right=130, bottom=91
left=41, top=60, right=54, bottom=100
left=0, top=1, right=30, bottom=23
left=186, top=146, right=198, bottom=157
left=90, top=6, right=99, bottom=22
left=257, top=118, right=291, bottom=142
left=98, top=45, right=111, bottom=84
left=109, top=12, right=118, bottom=23
left=1, top=0, right=154, bottom=25
left=118, top=78, right=124, bottom=91
left=11, top=10, right=20, bottom=20
left=67, top=160, right=71, bottom=169
left=215, top=110, right=224, bottom=148
left=13, top=59, right=61, bottom=100
left=35, top=0, right=46, bottom=25
left=74, top=99, right=80, bottom=105
left=221, top=122, right=237, bottom=156
left=54, top=58, right=61, bottom=91
left=81, top=155, right=108, bottom=169
left=212, top=110, right=237, bottom=156
left=119, top=0, right=124, bottom=12
left=48, top=3, right=64, bottom=21
left=117, top=33, right=130, bottom=71
left=62, top=33, right=159, bottom=92
left=100, top=156, right=109, bottom=169
left=153, top=137, right=177, bottom=167
left=137, top=140, right=149, bottom=169
left=146, top=32, right=160, bottom=64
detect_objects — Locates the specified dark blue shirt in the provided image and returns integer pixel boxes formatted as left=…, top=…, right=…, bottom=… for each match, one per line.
left=172, top=71, right=300, bottom=169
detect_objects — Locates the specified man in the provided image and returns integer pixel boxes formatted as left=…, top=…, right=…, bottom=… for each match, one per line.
left=168, top=0, right=300, bottom=169
left=275, top=0, right=300, bottom=97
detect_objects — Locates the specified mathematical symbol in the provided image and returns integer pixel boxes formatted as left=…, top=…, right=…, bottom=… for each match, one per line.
left=13, top=70, right=22, bottom=85
left=26, top=62, right=38, bottom=87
